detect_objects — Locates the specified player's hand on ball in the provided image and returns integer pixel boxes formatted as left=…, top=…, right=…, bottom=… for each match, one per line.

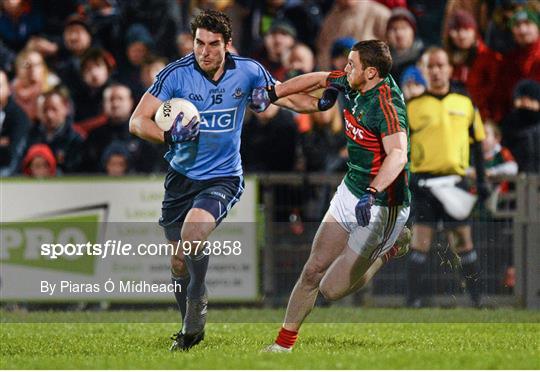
left=355, top=189, right=376, bottom=227
left=317, top=83, right=342, bottom=111
left=164, top=112, right=199, bottom=145
left=250, top=87, right=273, bottom=112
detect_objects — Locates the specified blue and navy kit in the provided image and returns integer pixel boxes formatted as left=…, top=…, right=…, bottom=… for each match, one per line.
left=148, top=52, right=275, bottom=180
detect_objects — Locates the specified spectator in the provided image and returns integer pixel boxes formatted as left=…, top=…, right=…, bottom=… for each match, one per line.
left=56, top=15, right=93, bottom=94
left=10, top=48, right=59, bottom=122
left=127, top=23, right=154, bottom=56
left=386, top=7, right=424, bottom=83
left=406, top=47, right=487, bottom=308
left=484, top=0, right=529, bottom=54
left=501, top=79, right=540, bottom=174
left=30, top=86, right=83, bottom=173
left=245, top=0, right=323, bottom=53
left=467, top=122, right=518, bottom=181
left=0, top=69, right=31, bottom=176
left=444, top=10, right=502, bottom=121
left=330, top=37, right=356, bottom=71
left=408, top=0, right=447, bottom=47
left=61, top=15, right=92, bottom=59
left=101, top=141, right=130, bottom=176
left=140, top=55, right=167, bottom=91
left=252, top=20, right=296, bottom=82
left=120, top=0, right=181, bottom=60
left=22, top=143, right=56, bottom=177
left=442, top=0, right=490, bottom=39
left=241, top=104, right=298, bottom=172
left=81, top=83, right=164, bottom=173
left=316, top=0, right=390, bottom=69
left=79, top=0, right=123, bottom=61
left=72, top=47, right=115, bottom=124
left=399, top=65, right=426, bottom=101
left=469, top=121, right=518, bottom=215
left=495, top=8, right=540, bottom=122
left=0, top=0, right=44, bottom=53
left=286, top=43, right=315, bottom=79
left=175, top=30, right=193, bottom=59
left=117, top=23, right=154, bottom=95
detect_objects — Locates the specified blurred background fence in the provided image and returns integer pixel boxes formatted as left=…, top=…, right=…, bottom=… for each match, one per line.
left=258, top=173, right=540, bottom=309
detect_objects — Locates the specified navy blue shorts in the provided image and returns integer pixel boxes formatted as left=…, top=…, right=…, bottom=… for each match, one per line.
left=159, top=167, right=244, bottom=242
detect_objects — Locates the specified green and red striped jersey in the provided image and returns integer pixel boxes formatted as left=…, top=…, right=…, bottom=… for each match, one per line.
left=327, top=71, right=411, bottom=206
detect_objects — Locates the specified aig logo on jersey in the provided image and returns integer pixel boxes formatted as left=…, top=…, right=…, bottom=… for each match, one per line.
left=200, top=108, right=237, bottom=132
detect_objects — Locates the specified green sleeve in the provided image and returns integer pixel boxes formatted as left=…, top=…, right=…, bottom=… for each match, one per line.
left=326, top=71, right=349, bottom=90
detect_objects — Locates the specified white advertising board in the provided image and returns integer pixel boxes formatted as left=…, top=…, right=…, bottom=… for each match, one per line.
left=0, top=177, right=259, bottom=302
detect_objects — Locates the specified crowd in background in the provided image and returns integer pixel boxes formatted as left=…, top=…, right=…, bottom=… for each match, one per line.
left=0, top=0, right=539, bottom=179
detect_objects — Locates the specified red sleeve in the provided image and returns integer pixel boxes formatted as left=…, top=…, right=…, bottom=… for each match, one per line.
left=500, top=147, right=515, bottom=162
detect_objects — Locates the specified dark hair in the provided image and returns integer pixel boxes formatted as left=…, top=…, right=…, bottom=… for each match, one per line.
left=351, top=40, right=393, bottom=78
left=141, top=55, right=168, bottom=68
left=80, top=48, right=116, bottom=73
left=190, top=9, right=232, bottom=43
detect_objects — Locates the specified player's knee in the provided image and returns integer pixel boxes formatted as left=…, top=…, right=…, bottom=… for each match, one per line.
left=181, top=224, right=208, bottom=245
left=170, top=254, right=186, bottom=276
left=319, top=282, right=340, bottom=301
left=301, top=262, right=325, bottom=288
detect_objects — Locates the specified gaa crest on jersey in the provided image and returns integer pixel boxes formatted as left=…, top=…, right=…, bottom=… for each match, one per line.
left=188, top=93, right=204, bottom=101
left=232, top=88, right=244, bottom=99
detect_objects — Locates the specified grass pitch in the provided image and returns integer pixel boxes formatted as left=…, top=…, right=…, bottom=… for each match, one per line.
left=1, top=307, right=539, bottom=369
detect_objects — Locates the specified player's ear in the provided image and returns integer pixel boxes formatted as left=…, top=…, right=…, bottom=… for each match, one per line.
left=367, top=67, right=377, bottom=80
left=226, top=39, right=233, bottom=52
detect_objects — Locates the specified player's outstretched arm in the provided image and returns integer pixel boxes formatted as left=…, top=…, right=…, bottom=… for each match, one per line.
left=274, top=72, right=330, bottom=98
left=129, top=92, right=166, bottom=143
left=251, top=71, right=342, bottom=113
left=273, top=93, right=321, bottom=113
left=369, top=132, right=408, bottom=192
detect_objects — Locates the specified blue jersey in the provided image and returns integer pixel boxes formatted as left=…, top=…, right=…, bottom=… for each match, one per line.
left=147, top=52, right=275, bottom=180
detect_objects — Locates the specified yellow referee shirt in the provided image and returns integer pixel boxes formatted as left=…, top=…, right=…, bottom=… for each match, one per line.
left=407, top=91, right=485, bottom=176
